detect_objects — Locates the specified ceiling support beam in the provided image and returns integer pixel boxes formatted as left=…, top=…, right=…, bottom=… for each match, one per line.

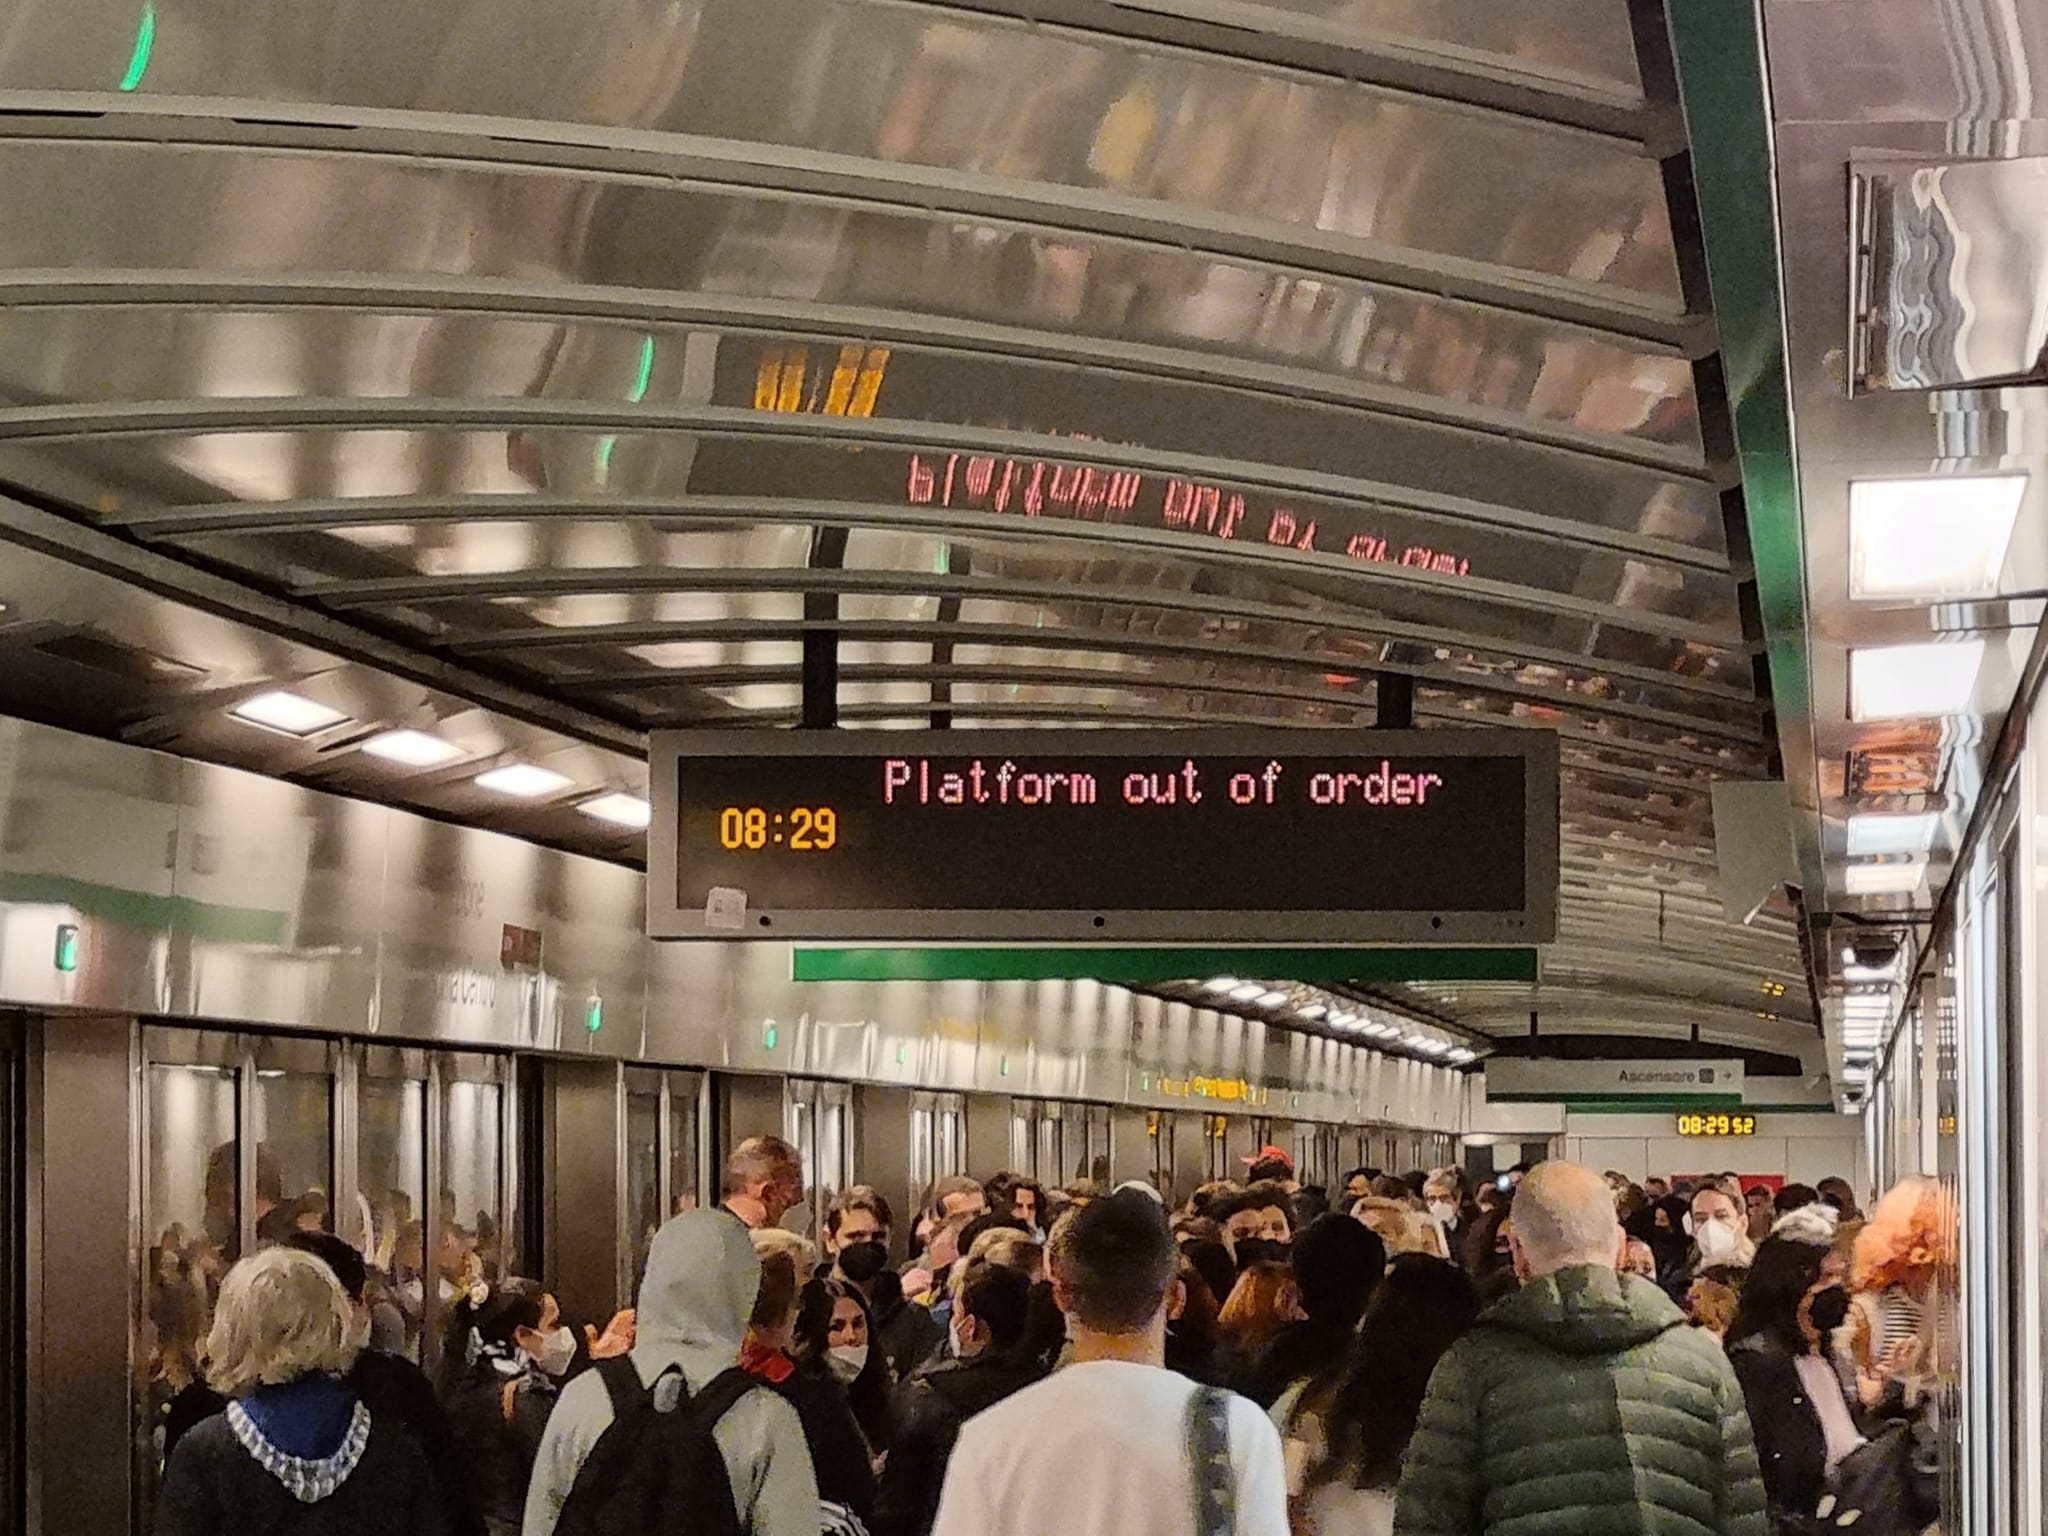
left=800, top=527, right=848, bottom=729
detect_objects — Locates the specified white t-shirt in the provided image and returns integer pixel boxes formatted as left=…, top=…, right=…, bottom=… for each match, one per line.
left=931, top=1359, right=1288, bottom=1536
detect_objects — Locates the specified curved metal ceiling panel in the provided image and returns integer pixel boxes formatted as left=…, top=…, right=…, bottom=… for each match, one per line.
left=0, top=0, right=1807, bottom=1053
left=1, top=0, right=1679, bottom=304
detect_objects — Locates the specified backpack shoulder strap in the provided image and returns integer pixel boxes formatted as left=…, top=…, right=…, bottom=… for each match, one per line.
left=1185, top=1384, right=1235, bottom=1536
left=688, top=1367, right=762, bottom=1432
left=593, top=1356, right=650, bottom=1420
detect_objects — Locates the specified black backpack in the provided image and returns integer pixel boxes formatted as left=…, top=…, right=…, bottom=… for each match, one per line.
left=553, top=1357, right=760, bottom=1536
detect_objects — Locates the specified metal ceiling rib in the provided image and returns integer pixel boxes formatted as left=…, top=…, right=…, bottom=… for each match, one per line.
left=0, top=0, right=1809, bottom=1051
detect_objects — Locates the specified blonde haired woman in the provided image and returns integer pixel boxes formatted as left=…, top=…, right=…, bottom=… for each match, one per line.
left=157, top=1246, right=447, bottom=1536
left=1351, top=1196, right=1450, bottom=1261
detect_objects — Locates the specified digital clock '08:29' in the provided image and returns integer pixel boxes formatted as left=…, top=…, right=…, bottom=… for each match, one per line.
left=717, top=806, right=840, bottom=851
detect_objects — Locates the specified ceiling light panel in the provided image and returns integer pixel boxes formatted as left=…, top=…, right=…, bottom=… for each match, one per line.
left=1849, top=473, right=2026, bottom=601
left=474, top=763, right=573, bottom=799
left=229, top=690, right=350, bottom=738
left=577, top=792, right=653, bottom=829
left=1843, top=861, right=1926, bottom=896
left=360, top=729, right=465, bottom=768
left=1849, top=640, right=1986, bottom=722
left=1845, top=812, right=1939, bottom=858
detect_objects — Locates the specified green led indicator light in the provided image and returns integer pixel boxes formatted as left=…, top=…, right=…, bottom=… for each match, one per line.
left=896, top=1042, right=908, bottom=1065
left=1291, top=1094, right=1300, bottom=1109
left=763, top=1024, right=778, bottom=1051
left=53, top=924, right=79, bottom=973
left=999, top=1055, right=1010, bottom=1077
left=585, top=998, right=603, bottom=1033
left=1141, top=1076, right=1151, bottom=1091
left=119, top=3, right=156, bottom=92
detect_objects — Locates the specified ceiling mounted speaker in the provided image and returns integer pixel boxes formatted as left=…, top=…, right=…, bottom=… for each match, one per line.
left=1711, top=781, right=1798, bottom=925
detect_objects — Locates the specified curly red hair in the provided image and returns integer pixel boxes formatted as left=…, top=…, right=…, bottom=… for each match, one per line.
left=1850, top=1176, right=1951, bottom=1293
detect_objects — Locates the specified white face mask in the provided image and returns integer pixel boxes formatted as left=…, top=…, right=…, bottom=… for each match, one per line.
left=1428, top=1201, right=1458, bottom=1225
left=827, top=1343, right=869, bottom=1384
left=531, top=1325, right=578, bottom=1378
left=1695, top=1219, right=1740, bottom=1262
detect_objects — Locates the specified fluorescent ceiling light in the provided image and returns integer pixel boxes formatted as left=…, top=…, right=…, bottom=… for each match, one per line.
left=1843, top=861, right=1926, bottom=896
left=1255, top=989, right=1290, bottom=1008
left=1295, top=1004, right=1327, bottom=1022
left=1846, top=812, right=1939, bottom=858
left=1849, top=473, right=2026, bottom=601
left=1228, top=983, right=1266, bottom=1002
left=229, top=690, right=350, bottom=738
left=577, top=792, right=652, bottom=829
left=474, top=762, right=573, bottom=799
left=1204, top=977, right=1240, bottom=994
left=1849, top=640, right=1985, bottom=722
left=360, top=728, right=465, bottom=768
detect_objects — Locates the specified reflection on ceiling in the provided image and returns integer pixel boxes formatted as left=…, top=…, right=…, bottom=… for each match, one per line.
left=0, top=0, right=1810, bottom=1051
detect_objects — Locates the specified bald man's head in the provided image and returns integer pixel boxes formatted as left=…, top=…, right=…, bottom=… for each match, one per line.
left=1510, top=1161, right=1625, bottom=1279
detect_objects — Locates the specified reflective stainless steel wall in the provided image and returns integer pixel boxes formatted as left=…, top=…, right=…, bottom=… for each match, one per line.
left=0, top=715, right=1462, bottom=1130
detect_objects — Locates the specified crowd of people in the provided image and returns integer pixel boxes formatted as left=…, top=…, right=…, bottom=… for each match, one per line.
left=147, top=1137, right=1953, bottom=1536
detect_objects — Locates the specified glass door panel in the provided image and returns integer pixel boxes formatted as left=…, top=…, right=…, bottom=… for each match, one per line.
left=139, top=1029, right=239, bottom=1507
left=624, top=1068, right=662, bottom=1293
left=666, top=1072, right=702, bottom=1215
left=251, top=1036, right=334, bottom=1242
left=357, top=1046, right=427, bottom=1360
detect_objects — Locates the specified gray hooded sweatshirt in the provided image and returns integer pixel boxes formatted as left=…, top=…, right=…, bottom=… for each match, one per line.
left=522, top=1209, right=818, bottom=1536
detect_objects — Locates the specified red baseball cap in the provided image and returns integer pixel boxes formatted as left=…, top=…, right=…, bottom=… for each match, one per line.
left=1241, top=1145, right=1294, bottom=1171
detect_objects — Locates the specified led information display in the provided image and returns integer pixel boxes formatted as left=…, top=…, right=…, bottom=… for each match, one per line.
left=1676, top=1112, right=1758, bottom=1137
left=649, top=729, right=1558, bottom=943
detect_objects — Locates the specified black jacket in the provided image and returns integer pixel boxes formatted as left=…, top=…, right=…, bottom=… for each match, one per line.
left=1728, top=1334, right=1844, bottom=1533
left=873, top=1290, right=943, bottom=1385
left=1240, top=1319, right=1353, bottom=1409
left=162, top=1352, right=480, bottom=1536
left=872, top=1354, right=1040, bottom=1536
left=770, top=1364, right=877, bottom=1520
left=156, top=1399, right=449, bottom=1536
left=442, top=1370, right=556, bottom=1536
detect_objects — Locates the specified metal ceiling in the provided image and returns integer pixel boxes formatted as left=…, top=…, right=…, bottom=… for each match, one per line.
left=0, top=0, right=1813, bottom=1051
left=1672, top=0, right=2048, bottom=1102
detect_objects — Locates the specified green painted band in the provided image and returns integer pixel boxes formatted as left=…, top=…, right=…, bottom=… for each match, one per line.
left=792, top=945, right=1539, bottom=984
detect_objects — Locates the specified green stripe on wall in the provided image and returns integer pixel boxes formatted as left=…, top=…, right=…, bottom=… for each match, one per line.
left=793, top=945, right=1540, bottom=984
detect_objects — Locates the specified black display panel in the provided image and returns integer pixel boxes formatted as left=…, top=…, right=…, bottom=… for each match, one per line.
left=648, top=729, right=1558, bottom=943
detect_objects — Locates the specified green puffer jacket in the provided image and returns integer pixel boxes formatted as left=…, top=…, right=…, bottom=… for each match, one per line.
left=1393, top=1266, right=1767, bottom=1536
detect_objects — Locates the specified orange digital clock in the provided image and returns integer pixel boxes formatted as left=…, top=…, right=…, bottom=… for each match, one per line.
left=717, top=806, right=840, bottom=851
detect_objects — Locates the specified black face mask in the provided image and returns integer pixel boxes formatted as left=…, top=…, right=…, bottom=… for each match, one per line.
left=1808, top=1284, right=1851, bottom=1335
left=837, top=1239, right=890, bottom=1285
left=1233, top=1237, right=1290, bottom=1272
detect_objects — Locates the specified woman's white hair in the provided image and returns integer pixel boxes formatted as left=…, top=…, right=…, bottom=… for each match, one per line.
left=204, top=1245, right=357, bottom=1398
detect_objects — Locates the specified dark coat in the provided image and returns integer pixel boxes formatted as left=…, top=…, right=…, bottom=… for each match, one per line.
left=772, top=1363, right=878, bottom=1520
left=871, top=1354, right=1040, bottom=1536
left=163, top=1351, right=479, bottom=1531
left=1394, top=1266, right=1768, bottom=1536
left=161, top=1352, right=480, bottom=1536
left=1726, top=1336, right=1832, bottom=1534
left=442, top=1370, right=556, bottom=1536
left=1241, top=1319, right=1354, bottom=1409
left=156, top=1400, right=448, bottom=1536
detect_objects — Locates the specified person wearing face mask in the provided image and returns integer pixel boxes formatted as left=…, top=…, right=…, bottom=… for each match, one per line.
left=161, top=1231, right=484, bottom=1536
left=1725, top=1214, right=1867, bottom=1535
left=874, top=1260, right=1041, bottom=1536
left=1422, top=1170, right=1475, bottom=1255
left=442, top=1278, right=608, bottom=1536
left=795, top=1276, right=895, bottom=1457
left=744, top=1251, right=878, bottom=1528
left=1673, top=1184, right=1758, bottom=1299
